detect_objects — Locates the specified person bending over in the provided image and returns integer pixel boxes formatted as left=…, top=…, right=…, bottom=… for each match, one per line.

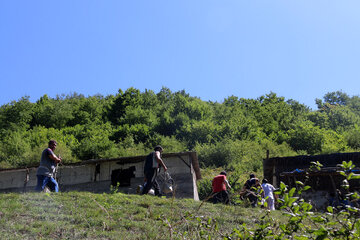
left=240, top=173, right=262, bottom=207
left=211, top=171, right=231, bottom=204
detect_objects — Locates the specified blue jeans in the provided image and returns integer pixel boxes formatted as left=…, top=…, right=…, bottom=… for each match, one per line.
left=35, top=175, right=59, bottom=192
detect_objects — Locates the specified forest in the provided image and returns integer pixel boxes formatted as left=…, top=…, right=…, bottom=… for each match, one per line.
left=1, top=87, right=360, bottom=174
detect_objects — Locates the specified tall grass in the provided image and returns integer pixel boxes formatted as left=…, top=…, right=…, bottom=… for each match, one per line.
left=0, top=191, right=282, bottom=239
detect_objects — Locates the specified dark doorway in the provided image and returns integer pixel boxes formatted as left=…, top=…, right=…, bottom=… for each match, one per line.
left=111, top=166, right=136, bottom=187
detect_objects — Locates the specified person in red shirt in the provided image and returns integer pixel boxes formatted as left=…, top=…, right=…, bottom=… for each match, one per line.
left=211, top=171, right=231, bottom=204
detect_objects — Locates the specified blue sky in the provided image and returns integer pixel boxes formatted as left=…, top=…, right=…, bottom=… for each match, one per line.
left=1, top=1, right=360, bottom=110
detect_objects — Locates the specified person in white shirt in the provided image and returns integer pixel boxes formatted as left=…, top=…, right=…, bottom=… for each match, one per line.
left=261, top=179, right=277, bottom=210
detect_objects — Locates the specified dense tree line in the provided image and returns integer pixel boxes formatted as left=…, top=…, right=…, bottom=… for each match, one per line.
left=1, top=88, right=360, bottom=172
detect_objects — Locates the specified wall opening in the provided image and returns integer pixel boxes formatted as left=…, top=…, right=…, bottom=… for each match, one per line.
left=111, top=166, right=136, bottom=187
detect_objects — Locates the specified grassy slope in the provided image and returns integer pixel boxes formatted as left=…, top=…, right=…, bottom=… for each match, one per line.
left=0, top=192, right=284, bottom=240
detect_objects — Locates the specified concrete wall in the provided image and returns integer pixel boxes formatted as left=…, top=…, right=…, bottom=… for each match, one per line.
left=301, top=191, right=330, bottom=211
left=0, top=152, right=200, bottom=200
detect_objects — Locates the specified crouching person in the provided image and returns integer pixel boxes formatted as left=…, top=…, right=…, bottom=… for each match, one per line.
left=141, top=145, right=168, bottom=196
left=211, top=171, right=231, bottom=204
left=240, top=174, right=262, bottom=207
left=35, top=140, right=62, bottom=192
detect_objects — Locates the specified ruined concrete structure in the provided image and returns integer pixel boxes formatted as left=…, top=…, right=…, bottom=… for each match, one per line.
left=263, top=152, right=360, bottom=210
left=0, top=151, right=201, bottom=200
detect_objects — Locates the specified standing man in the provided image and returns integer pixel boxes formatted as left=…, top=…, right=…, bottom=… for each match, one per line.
left=141, top=145, right=168, bottom=196
left=35, top=140, right=62, bottom=192
left=211, top=171, right=231, bottom=204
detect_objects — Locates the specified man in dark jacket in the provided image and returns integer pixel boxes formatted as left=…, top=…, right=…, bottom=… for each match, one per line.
left=35, top=140, right=62, bottom=192
left=240, top=173, right=261, bottom=207
left=141, top=145, right=168, bottom=196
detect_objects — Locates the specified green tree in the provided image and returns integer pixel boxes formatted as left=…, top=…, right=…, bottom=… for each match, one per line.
left=67, top=94, right=107, bottom=126
left=108, top=88, right=143, bottom=125
left=73, top=122, right=116, bottom=160
left=0, top=96, right=33, bottom=131
left=288, top=121, right=347, bottom=154
left=240, top=92, right=305, bottom=143
left=344, top=125, right=360, bottom=150
left=327, top=105, right=360, bottom=132
left=324, top=90, right=350, bottom=106
left=31, top=95, right=74, bottom=129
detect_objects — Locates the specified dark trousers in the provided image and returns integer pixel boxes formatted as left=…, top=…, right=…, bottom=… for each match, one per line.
left=141, top=168, right=161, bottom=196
left=211, top=190, right=230, bottom=204
left=246, top=191, right=258, bottom=207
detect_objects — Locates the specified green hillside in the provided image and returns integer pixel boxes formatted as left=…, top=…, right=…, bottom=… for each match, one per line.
left=1, top=88, right=360, bottom=174
left=0, top=192, right=280, bottom=239
left=1, top=189, right=360, bottom=240
left=1, top=88, right=360, bottom=239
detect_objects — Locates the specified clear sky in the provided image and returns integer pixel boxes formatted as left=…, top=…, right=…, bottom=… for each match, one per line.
left=1, top=1, right=360, bottom=110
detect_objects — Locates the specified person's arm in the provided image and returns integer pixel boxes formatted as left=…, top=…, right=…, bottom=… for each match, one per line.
left=155, top=151, right=167, bottom=171
left=261, top=184, right=265, bottom=198
left=225, top=178, right=231, bottom=189
left=272, top=185, right=278, bottom=200
left=239, top=185, right=247, bottom=197
left=48, top=150, right=62, bottom=164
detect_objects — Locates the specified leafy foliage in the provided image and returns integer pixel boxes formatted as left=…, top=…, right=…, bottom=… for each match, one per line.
left=1, top=88, right=360, bottom=169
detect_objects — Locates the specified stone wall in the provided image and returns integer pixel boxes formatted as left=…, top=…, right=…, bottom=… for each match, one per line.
left=0, top=152, right=200, bottom=200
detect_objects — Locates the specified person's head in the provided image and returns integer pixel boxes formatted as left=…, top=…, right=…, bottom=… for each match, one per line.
left=262, top=179, right=268, bottom=184
left=48, top=140, right=57, bottom=150
left=220, top=171, right=227, bottom=176
left=154, top=145, right=163, bottom=152
left=249, top=173, right=256, bottom=179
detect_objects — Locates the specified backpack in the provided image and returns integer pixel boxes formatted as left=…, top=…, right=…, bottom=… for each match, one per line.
left=144, top=152, right=154, bottom=174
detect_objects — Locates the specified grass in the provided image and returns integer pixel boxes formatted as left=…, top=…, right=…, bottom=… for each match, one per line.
left=0, top=191, right=285, bottom=239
